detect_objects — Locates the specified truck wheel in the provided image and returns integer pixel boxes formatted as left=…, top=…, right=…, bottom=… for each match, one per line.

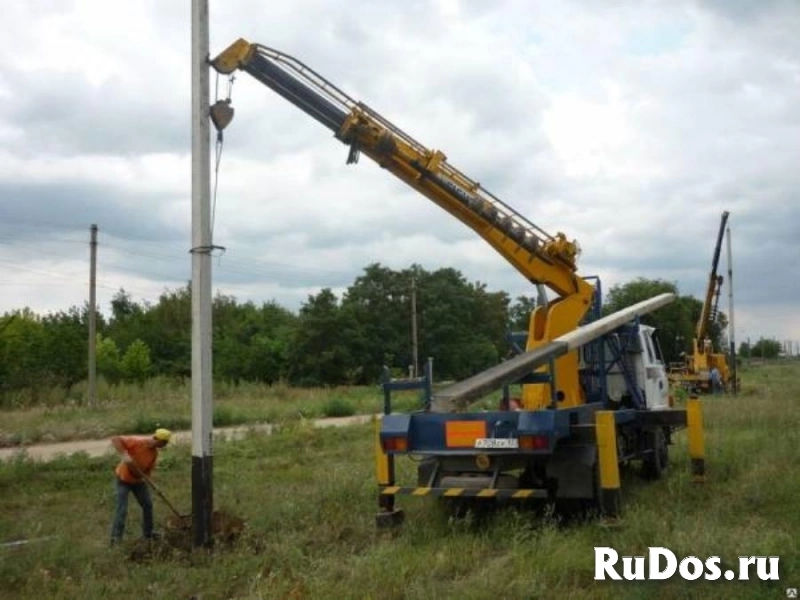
left=642, top=428, right=668, bottom=480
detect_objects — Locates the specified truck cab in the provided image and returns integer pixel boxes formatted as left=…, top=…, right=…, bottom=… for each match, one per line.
left=602, top=324, right=670, bottom=410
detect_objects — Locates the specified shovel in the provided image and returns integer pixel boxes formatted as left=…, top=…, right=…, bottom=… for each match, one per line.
left=135, top=468, right=190, bottom=520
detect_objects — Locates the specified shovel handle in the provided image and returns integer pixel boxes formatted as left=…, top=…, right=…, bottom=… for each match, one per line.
left=137, top=470, right=187, bottom=519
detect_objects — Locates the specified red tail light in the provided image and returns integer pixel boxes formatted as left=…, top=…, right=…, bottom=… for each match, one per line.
left=382, top=436, right=409, bottom=452
left=519, top=435, right=549, bottom=450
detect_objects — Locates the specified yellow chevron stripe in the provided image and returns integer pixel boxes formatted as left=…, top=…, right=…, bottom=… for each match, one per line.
left=512, top=490, right=534, bottom=498
left=380, top=486, right=548, bottom=498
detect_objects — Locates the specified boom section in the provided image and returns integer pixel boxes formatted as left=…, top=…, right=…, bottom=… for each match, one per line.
left=696, top=211, right=729, bottom=342
left=212, top=39, right=591, bottom=300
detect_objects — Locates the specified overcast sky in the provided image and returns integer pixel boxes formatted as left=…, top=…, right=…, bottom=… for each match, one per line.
left=1, top=0, right=798, bottom=347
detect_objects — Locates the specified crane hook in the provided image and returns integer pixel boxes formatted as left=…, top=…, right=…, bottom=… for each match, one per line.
left=210, top=99, right=235, bottom=133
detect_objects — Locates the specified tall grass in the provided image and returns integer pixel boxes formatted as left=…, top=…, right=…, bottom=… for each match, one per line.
left=0, top=378, right=406, bottom=447
left=0, top=360, right=798, bottom=598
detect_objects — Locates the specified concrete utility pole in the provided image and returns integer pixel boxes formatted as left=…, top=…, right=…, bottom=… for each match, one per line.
left=411, top=277, right=419, bottom=378
left=88, top=224, right=98, bottom=407
left=191, top=0, right=214, bottom=548
left=726, top=221, right=737, bottom=394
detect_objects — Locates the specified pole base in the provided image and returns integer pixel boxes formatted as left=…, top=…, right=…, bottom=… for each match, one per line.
left=600, top=488, right=621, bottom=518
left=691, top=458, right=706, bottom=483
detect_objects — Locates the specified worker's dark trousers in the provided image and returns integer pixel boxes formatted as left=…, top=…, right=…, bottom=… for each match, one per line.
left=110, top=478, right=153, bottom=543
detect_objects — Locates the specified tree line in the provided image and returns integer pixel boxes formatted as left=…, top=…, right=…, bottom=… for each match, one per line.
left=0, top=264, right=748, bottom=405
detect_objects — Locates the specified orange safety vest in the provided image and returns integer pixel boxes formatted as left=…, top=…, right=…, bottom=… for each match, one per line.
left=114, top=436, right=159, bottom=484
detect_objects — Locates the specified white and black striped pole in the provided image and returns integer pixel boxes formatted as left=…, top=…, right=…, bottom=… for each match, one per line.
left=191, top=0, right=214, bottom=548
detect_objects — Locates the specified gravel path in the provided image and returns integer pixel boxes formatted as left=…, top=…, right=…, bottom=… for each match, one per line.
left=0, top=414, right=374, bottom=463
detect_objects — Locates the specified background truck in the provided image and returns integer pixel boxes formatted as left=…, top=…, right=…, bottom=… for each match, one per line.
left=668, top=211, right=733, bottom=394
left=211, top=39, right=706, bottom=525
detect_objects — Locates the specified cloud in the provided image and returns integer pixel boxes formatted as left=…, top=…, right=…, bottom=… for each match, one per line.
left=0, top=0, right=797, bottom=345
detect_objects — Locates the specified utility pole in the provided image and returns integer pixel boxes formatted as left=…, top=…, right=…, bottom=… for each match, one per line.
left=88, top=224, right=98, bottom=407
left=411, top=277, right=419, bottom=378
left=726, top=221, right=737, bottom=394
left=191, top=0, right=214, bottom=548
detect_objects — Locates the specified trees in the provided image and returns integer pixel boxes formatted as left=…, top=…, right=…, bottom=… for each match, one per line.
left=213, top=297, right=296, bottom=384
left=147, top=286, right=192, bottom=377
left=0, top=307, right=92, bottom=401
left=416, top=267, right=508, bottom=380
left=120, top=339, right=152, bottom=384
left=749, top=338, right=782, bottom=359
left=247, top=301, right=296, bottom=384
left=96, top=334, right=122, bottom=383
left=336, top=264, right=509, bottom=382
left=1, top=267, right=763, bottom=400
left=289, top=288, right=359, bottom=386
left=339, top=263, right=412, bottom=382
left=508, top=295, right=540, bottom=332
left=41, top=306, right=91, bottom=388
left=284, top=264, right=510, bottom=385
left=0, top=310, right=47, bottom=398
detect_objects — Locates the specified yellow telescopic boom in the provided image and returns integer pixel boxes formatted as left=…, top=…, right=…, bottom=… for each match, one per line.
left=212, top=39, right=596, bottom=408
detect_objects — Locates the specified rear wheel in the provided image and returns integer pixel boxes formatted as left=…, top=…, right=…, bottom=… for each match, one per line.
left=642, top=428, right=669, bottom=480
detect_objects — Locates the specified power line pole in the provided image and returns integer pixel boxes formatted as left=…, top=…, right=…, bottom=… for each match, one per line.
left=88, top=224, right=98, bottom=407
left=411, top=277, right=419, bottom=378
left=191, top=0, right=214, bottom=548
left=726, top=220, right=737, bottom=394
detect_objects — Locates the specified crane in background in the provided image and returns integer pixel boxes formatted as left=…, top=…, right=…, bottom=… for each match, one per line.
left=669, top=211, right=732, bottom=393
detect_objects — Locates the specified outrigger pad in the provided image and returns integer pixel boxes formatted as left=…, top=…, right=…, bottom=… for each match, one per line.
left=376, top=509, right=405, bottom=529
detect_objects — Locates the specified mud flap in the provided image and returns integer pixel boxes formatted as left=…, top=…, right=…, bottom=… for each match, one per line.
left=546, top=445, right=598, bottom=499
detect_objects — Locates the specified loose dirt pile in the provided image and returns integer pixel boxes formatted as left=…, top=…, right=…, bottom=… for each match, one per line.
left=128, top=510, right=245, bottom=561
left=164, top=510, right=246, bottom=550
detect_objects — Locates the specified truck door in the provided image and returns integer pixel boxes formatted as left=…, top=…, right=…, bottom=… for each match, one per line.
left=642, top=328, right=669, bottom=409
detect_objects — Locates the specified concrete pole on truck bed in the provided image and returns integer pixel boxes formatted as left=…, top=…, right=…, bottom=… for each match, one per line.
left=191, top=0, right=214, bottom=548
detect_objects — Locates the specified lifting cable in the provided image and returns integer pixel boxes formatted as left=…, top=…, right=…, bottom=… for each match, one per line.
left=207, top=71, right=236, bottom=258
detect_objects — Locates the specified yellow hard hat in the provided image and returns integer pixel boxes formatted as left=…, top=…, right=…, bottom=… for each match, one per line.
left=153, top=428, right=172, bottom=443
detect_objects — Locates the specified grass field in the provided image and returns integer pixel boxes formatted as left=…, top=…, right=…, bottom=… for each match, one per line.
left=0, top=378, right=430, bottom=448
left=0, top=361, right=798, bottom=599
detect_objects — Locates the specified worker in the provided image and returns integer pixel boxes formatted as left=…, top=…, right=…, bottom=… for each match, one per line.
left=109, top=428, right=172, bottom=545
left=709, top=367, right=722, bottom=395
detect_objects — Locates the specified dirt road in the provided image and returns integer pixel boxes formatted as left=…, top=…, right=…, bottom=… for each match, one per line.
left=0, top=414, right=374, bottom=463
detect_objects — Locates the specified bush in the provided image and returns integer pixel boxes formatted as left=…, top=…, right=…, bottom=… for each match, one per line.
left=213, top=404, right=249, bottom=427
left=129, top=413, right=190, bottom=435
left=320, top=397, right=355, bottom=418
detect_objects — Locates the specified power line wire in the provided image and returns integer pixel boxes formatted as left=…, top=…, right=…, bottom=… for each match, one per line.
left=1, top=220, right=359, bottom=279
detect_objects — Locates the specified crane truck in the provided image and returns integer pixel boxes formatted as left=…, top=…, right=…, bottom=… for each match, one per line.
left=668, top=211, right=732, bottom=394
left=210, top=39, right=706, bottom=525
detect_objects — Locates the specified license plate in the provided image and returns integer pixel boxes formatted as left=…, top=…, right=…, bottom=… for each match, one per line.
left=474, top=438, right=519, bottom=449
